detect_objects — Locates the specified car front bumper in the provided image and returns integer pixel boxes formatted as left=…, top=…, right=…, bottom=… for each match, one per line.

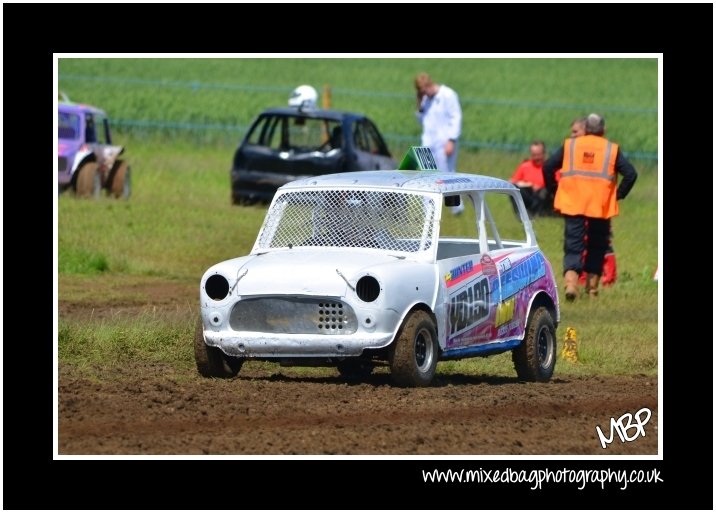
left=202, top=329, right=395, bottom=358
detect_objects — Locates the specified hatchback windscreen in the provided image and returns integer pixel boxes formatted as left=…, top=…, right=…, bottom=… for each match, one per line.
left=257, top=189, right=436, bottom=253
left=59, top=112, right=80, bottom=140
left=247, top=116, right=343, bottom=153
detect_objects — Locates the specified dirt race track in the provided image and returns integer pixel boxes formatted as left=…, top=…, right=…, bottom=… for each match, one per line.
left=58, top=279, right=658, bottom=456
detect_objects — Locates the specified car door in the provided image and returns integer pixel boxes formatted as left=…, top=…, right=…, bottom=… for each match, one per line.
left=436, top=193, right=502, bottom=352
left=478, top=191, right=538, bottom=344
left=240, top=114, right=293, bottom=175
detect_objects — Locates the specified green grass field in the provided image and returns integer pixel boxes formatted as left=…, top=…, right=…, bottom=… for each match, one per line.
left=58, top=57, right=658, bottom=157
left=57, top=58, right=659, bottom=379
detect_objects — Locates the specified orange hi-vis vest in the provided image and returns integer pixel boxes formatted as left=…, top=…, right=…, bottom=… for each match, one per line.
left=554, top=135, right=619, bottom=218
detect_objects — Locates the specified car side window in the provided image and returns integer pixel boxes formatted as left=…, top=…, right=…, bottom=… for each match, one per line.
left=59, top=112, right=79, bottom=139
left=363, top=120, right=389, bottom=156
left=353, top=121, right=370, bottom=153
left=100, top=117, right=112, bottom=144
left=247, top=116, right=279, bottom=148
left=439, top=195, right=477, bottom=239
left=479, top=192, right=529, bottom=250
left=85, top=113, right=97, bottom=143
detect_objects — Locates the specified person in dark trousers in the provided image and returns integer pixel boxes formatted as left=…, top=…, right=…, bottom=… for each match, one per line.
left=542, top=113, right=638, bottom=301
left=567, top=118, right=618, bottom=288
left=510, top=140, right=550, bottom=217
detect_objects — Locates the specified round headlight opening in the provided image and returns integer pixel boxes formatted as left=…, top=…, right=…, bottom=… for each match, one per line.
left=356, top=276, right=380, bottom=302
left=206, top=274, right=230, bottom=301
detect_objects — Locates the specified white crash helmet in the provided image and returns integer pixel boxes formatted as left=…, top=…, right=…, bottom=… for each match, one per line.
left=288, top=85, right=318, bottom=109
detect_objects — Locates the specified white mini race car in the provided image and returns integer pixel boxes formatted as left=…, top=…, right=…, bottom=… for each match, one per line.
left=196, top=147, right=560, bottom=386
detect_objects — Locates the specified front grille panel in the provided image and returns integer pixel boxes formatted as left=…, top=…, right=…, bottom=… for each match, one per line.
left=230, top=297, right=357, bottom=335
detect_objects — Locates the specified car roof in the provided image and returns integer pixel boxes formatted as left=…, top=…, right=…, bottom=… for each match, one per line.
left=59, top=101, right=107, bottom=116
left=257, top=106, right=366, bottom=122
left=279, top=170, right=517, bottom=195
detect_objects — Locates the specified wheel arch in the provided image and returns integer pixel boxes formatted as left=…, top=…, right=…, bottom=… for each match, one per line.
left=394, top=302, right=440, bottom=352
left=528, top=291, right=558, bottom=330
left=70, top=153, right=97, bottom=184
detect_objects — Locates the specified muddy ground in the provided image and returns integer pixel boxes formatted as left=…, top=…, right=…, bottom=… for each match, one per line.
left=58, top=278, right=658, bottom=456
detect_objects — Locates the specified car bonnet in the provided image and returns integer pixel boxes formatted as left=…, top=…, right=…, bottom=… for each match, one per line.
left=230, top=249, right=402, bottom=298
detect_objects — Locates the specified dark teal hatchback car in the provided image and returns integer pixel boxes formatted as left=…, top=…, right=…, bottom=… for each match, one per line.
left=230, top=106, right=396, bottom=204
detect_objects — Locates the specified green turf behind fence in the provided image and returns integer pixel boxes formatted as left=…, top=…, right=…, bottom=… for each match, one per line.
left=58, top=57, right=658, bottom=159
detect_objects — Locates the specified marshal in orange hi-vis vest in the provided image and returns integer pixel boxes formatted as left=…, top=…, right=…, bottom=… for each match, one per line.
left=554, top=135, right=619, bottom=218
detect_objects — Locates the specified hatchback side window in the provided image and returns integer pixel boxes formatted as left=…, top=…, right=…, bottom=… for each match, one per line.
left=85, top=114, right=97, bottom=143
left=353, top=122, right=369, bottom=152
left=247, top=116, right=278, bottom=148
left=101, top=117, right=112, bottom=145
left=59, top=112, right=80, bottom=139
left=478, top=191, right=530, bottom=251
left=363, top=120, right=389, bottom=156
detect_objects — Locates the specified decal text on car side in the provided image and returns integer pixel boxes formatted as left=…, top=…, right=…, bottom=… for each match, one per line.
left=448, top=276, right=490, bottom=336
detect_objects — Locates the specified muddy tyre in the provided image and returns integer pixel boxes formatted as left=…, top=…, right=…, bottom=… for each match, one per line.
left=512, top=306, right=556, bottom=382
left=389, top=310, right=438, bottom=387
left=336, top=359, right=374, bottom=380
left=109, top=160, right=131, bottom=199
left=75, top=162, right=101, bottom=198
left=194, top=319, right=243, bottom=378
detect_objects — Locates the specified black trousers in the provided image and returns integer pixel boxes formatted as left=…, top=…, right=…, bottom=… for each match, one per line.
left=518, top=186, right=549, bottom=217
left=563, top=215, right=610, bottom=275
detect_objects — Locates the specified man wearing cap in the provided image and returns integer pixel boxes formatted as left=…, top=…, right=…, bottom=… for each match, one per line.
left=542, top=113, right=638, bottom=301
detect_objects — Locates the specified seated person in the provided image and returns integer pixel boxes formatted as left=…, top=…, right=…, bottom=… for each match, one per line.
left=510, top=140, right=549, bottom=217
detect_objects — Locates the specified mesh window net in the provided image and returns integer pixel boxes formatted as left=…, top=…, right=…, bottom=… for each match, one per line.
left=258, top=189, right=436, bottom=253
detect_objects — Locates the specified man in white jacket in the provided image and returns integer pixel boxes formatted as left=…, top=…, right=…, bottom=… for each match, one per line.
left=414, top=72, right=464, bottom=214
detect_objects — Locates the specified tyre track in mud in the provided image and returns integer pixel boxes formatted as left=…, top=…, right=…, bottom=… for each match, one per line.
left=59, top=278, right=658, bottom=456
left=59, top=363, right=658, bottom=455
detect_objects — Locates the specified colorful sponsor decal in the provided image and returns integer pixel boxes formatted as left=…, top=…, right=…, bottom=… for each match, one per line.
left=494, top=297, right=515, bottom=327
left=499, top=252, right=546, bottom=299
left=448, top=276, right=490, bottom=337
left=445, top=251, right=557, bottom=348
left=444, top=260, right=477, bottom=287
left=480, top=254, right=497, bottom=276
left=497, top=318, right=521, bottom=337
left=498, top=258, right=512, bottom=273
left=435, top=177, right=471, bottom=185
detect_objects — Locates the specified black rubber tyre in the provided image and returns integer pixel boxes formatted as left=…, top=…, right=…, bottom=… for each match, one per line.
left=194, top=319, right=243, bottom=378
left=512, top=306, right=556, bottom=382
left=389, top=310, right=438, bottom=387
left=74, top=162, right=101, bottom=198
left=336, top=359, right=374, bottom=380
left=109, top=160, right=131, bottom=199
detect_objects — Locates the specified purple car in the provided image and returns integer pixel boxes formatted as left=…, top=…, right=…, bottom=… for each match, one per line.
left=58, top=101, right=131, bottom=198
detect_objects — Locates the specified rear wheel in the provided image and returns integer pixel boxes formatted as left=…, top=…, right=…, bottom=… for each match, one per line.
left=74, top=162, right=101, bottom=198
left=194, top=319, right=243, bottom=378
left=512, top=307, right=556, bottom=382
left=389, top=310, right=438, bottom=387
left=109, top=160, right=131, bottom=199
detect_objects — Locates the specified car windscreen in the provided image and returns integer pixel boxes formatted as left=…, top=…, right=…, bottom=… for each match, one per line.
left=257, top=189, right=436, bottom=253
left=247, top=115, right=343, bottom=153
left=59, top=111, right=80, bottom=140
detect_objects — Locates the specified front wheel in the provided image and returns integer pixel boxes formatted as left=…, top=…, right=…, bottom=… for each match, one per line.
left=194, top=319, right=243, bottom=378
left=389, top=310, right=438, bottom=387
left=512, top=306, right=556, bottom=382
left=74, top=162, right=101, bottom=198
